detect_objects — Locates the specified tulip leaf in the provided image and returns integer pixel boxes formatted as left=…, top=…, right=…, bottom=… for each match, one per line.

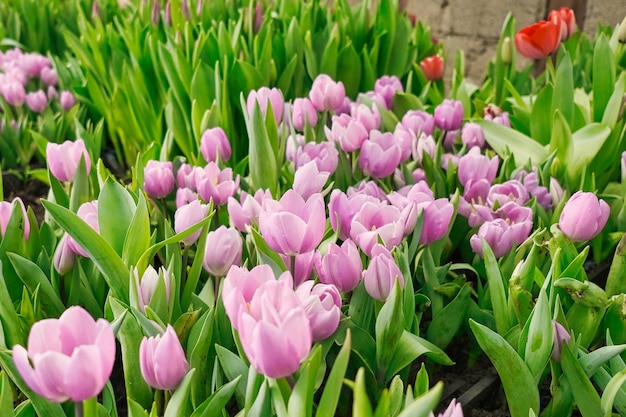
left=0, top=261, right=24, bottom=347
left=122, top=192, right=151, bottom=268
left=0, top=349, right=66, bottom=417
left=601, top=72, right=626, bottom=127
left=469, top=320, right=539, bottom=417
left=519, top=288, right=552, bottom=384
left=337, top=43, right=361, bottom=99
left=0, top=371, right=13, bottom=417
left=288, top=345, right=322, bottom=417
left=385, top=331, right=453, bottom=383
left=580, top=345, right=626, bottom=377
left=549, top=110, right=573, bottom=176
left=561, top=342, right=602, bottom=417
left=396, top=381, right=444, bottom=417
left=476, top=120, right=548, bottom=166
left=163, top=369, right=195, bottom=417
left=552, top=52, right=574, bottom=129
left=249, top=227, right=288, bottom=276
left=7, top=253, right=65, bottom=317
left=190, top=375, right=242, bottom=417
left=601, top=366, right=626, bottom=417
left=426, top=282, right=471, bottom=349
left=215, top=344, right=249, bottom=405
left=482, top=239, right=513, bottom=335
left=316, top=329, right=352, bottom=417
left=247, top=380, right=271, bottom=417
left=566, top=123, right=611, bottom=187
left=346, top=368, right=374, bottom=417
left=187, top=309, right=215, bottom=406
left=375, top=278, right=404, bottom=373
left=42, top=200, right=130, bottom=303
left=127, top=399, right=149, bottom=417
left=592, top=34, right=616, bottom=123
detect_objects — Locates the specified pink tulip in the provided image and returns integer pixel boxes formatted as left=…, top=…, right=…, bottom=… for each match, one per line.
left=200, top=127, right=232, bottom=163
left=359, top=130, right=402, bottom=179
left=222, top=264, right=277, bottom=330
left=457, top=147, right=499, bottom=187
left=461, top=123, right=485, bottom=149
left=175, top=188, right=198, bottom=209
left=143, top=160, right=175, bottom=199
left=238, top=277, right=312, bottom=378
left=347, top=180, right=387, bottom=200
left=285, top=133, right=306, bottom=164
left=227, top=189, right=271, bottom=232
left=328, top=190, right=377, bottom=240
left=325, top=113, right=368, bottom=152
left=59, top=91, right=76, bottom=110
left=309, top=74, right=346, bottom=112
left=40, top=67, right=58, bottom=86
left=517, top=169, right=552, bottom=210
left=350, top=102, right=381, bottom=132
left=53, top=234, right=75, bottom=274
left=487, top=180, right=529, bottom=208
left=296, top=281, right=342, bottom=341
left=437, top=398, right=464, bottom=417
left=374, top=75, right=403, bottom=109
left=0, top=197, right=29, bottom=240
left=294, top=141, right=338, bottom=174
left=362, top=244, right=404, bottom=301
left=46, top=139, right=91, bottom=183
left=176, top=163, right=203, bottom=190
left=559, top=191, right=610, bottom=241
left=258, top=190, right=326, bottom=256
left=203, top=226, right=242, bottom=277
left=13, top=306, right=115, bottom=402
left=140, top=325, right=189, bottom=390
left=293, top=161, right=330, bottom=199
left=281, top=251, right=315, bottom=287
left=434, top=99, right=464, bottom=131
left=135, top=266, right=172, bottom=313
left=350, top=201, right=405, bottom=257
left=25, top=90, right=48, bottom=113
left=551, top=320, right=571, bottom=362
left=457, top=179, right=494, bottom=227
left=402, top=110, right=435, bottom=136
left=196, top=162, right=240, bottom=205
left=66, top=201, right=99, bottom=257
left=393, top=125, right=415, bottom=163
left=291, top=98, right=318, bottom=131
left=314, top=239, right=363, bottom=292
left=246, top=87, right=284, bottom=125
left=470, top=216, right=531, bottom=259
left=174, top=199, right=209, bottom=245
left=420, top=198, right=454, bottom=245
left=411, top=133, right=437, bottom=165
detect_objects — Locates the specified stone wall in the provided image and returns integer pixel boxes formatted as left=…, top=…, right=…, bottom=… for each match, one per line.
left=400, top=0, right=626, bottom=83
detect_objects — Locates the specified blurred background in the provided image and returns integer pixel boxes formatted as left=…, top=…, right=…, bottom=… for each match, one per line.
left=371, top=0, right=626, bottom=83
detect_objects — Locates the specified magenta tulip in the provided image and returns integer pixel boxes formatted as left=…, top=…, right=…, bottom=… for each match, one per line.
left=461, top=123, right=485, bottom=149
left=350, top=101, right=381, bottom=132
left=402, top=110, right=435, bottom=137
left=140, top=325, right=189, bottom=390
left=294, top=141, right=338, bottom=174
left=551, top=320, right=570, bottom=362
left=281, top=251, right=315, bottom=287
left=25, top=90, right=47, bottom=112
left=559, top=191, right=610, bottom=241
left=227, top=189, right=271, bottom=232
left=59, top=91, right=76, bottom=110
left=46, top=139, right=91, bottom=182
left=420, top=198, right=454, bottom=245
left=325, top=113, right=368, bottom=153
left=350, top=201, right=405, bottom=257
left=293, top=161, right=330, bottom=200
left=13, top=306, right=115, bottom=402
left=53, top=234, right=75, bottom=274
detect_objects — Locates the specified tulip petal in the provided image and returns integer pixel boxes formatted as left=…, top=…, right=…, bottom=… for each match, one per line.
left=58, top=306, right=97, bottom=354
left=65, top=345, right=106, bottom=401
left=27, top=319, right=62, bottom=357
left=153, top=328, right=189, bottom=390
left=34, top=351, right=72, bottom=402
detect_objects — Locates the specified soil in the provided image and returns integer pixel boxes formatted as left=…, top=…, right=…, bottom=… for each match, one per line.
left=2, top=172, right=48, bottom=224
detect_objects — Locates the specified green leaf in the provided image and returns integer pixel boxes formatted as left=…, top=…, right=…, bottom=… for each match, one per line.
left=469, top=320, right=539, bottom=417
left=482, top=239, right=513, bottom=335
left=216, top=344, right=249, bottom=404
left=316, top=329, right=352, bottom=417
left=42, top=200, right=129, bottom=303
left=601, top=366, right=626, bottom=417
left=549, top=110, right=573, bottom=177
left=288, top=345, right=321, bottom=417
left=592, top=34, right=616, bottom=123
left=122, top=192, right=151, bottom=268
left=567, top=123, right=611, bottom=187
left=0, top=261, right=24, bottom=347
left=520, top=288, right=552, bottom=384
left=397, top=381, right=443, bottom=417
left=7, top=253, right=65, bottom=317
left=249, top=227, right=287, bottom=276
left=375, top=279, right=404, bottom=373
left=561, top=342, right=602, bottom=417
left=476, top=120, right=548, bottom=166
left=426, top=283, right=471, bottom=349
left=189, top=375, right=242, bottom=417
left=346, top=368, right=373, bottom=417
left=552, top=52, right=574, bottom=128
left=163, top=369, right=195, bottom=417
left=187, top=309, right=215, bottom=406
left=0, top=371, right=14, bottom=417
left=601, top=72, right=626, bottom=127
left=385, top=331, right=453, bottom=383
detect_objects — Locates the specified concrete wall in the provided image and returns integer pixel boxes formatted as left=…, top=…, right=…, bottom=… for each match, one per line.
left=399, top=0, right=626, bottom=83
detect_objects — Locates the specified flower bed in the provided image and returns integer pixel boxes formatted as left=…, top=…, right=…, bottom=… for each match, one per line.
left=1, top=1, right=626, bottom=417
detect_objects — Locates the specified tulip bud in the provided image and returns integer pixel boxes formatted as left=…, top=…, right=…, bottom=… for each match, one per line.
left=0, top=197, right=30, bottom=240
left=620, top=15, right=626, bottom=44
left=314, top=239, right=363, bottom=293
left=53, top=234, right=76, bottom=275
left=135, top=265, right=172, bottom=313
left=91, top=0, right=101, bottom=20
left=151, top=0, right=160, bottom=25
left=309, top=74, right=346, bottom=113
left=434, top=99, right=464, bottom=131
left=181, top=0, right=190, bottom=20
left=551, top=320, right=570, bottom=362
left=174, top=199, right=209, bottom=245
left=164, top=1, right=172, bottom=26
left=46, top=139, right=91, bottom=183
left=362, top=244, right=404, bottom=301
left=143, top=160, right=175, bottom=199
left=200, top=127, right=232, bottom=163
left=501, top=36, right=512, bottom=65
left=140, top=325, right=189, bottom=390
left=559, top=191, right=610, bottom=241
left=203, top=226, right=243, bottom=277
left=59, top=91, right=76, bottom=110
left=420, top=55, right=444, bottom=81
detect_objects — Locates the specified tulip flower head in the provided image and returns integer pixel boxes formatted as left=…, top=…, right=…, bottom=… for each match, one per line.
left=514, top=20, right=561, bottom=59
left=559, top=191, right=610, bottom=241
left=140, top=325, right=189, bottom=390
left=247, top=87, right=284, bottom=125
left=420, top=55, right=445, bottom=81
left=135, top=265, right=172, bottom=313
left=66, top=201, right=99, bottom=257
left=143, top=160, right=175, bottom=199
left=434, top=99, right=464, bottom=131
left=434, top=398, right=464, bottom=417
left=46, top=139, right=91, bottom=183
left=200, top=127, right=232, bottom=163
left=203, top=226, right=243, bottom=277
left=0, top=197, right=29, bottom=240
left=548, top=7, right=576, bottom=41
left=309, top=74, right=346, bottom=113
left=13, top=306, right=116, bottom=402
left=362, top=244, right=404, bottom=301
left=295, top=281, right=342, bottom=341
left=174, top=199, right=209, bottom=246
left=551, top=320, right=571, bottom=362
left=291, top=97, right=318, bottom=131
left=196, top=162, right=240, bottom=205
left=314, top=239, right=363, bottom=292
left=374, top=75, right=403, bottom=109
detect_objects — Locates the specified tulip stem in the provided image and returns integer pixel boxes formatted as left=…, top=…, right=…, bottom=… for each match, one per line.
left=78, top=397, right=97, bottom=417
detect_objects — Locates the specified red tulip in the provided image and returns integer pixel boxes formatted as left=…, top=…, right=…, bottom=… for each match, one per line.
left=548, top=7, right=576, bottom=41
left=420, top=55, right=444, bottom=81
left=514, top=20, right=561, bottom=59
